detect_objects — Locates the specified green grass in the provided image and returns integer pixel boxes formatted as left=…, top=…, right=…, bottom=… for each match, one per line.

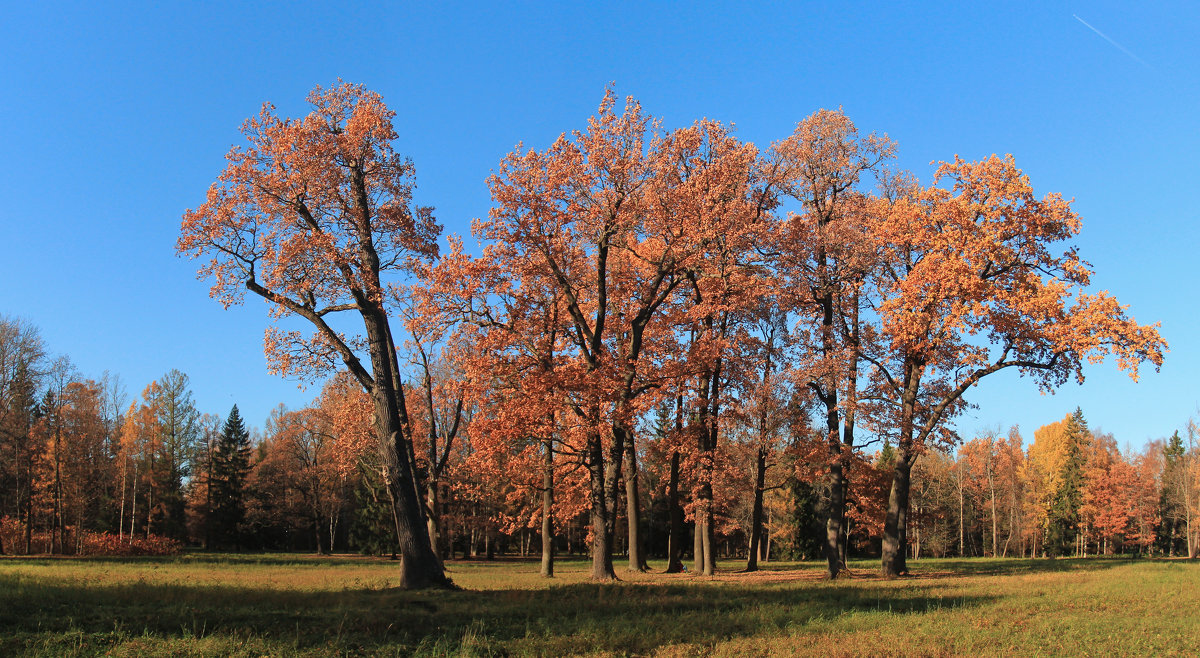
left=1, top=552, right=1197, bottom=656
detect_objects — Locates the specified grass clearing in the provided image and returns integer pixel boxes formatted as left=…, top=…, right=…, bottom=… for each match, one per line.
left=1, top=553, right=1197, bottom=656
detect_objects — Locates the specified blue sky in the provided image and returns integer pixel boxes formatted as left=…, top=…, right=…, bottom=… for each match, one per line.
left=1, top=1, right=1196, bottom=448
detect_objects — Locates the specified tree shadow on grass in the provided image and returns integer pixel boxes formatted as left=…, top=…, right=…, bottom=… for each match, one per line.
left=0, top=570, right=997, bottom=656
left=898, top=556, right=1143, bottom=579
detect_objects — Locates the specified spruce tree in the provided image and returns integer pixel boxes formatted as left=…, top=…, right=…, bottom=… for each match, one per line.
left=1047, top=408, right=1089, bottom=556
left=211, top=405, right=251, bottom=549
left=1159, top=431, right=1187, bottom=556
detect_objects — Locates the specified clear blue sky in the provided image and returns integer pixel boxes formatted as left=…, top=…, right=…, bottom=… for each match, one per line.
left=1, top=1, right=1196, bottom=448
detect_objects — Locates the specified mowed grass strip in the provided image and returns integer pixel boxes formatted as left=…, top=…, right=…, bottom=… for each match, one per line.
left=0, top=554, right=1196, bottom=656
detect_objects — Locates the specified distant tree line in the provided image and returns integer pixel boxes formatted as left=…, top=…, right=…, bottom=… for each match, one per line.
left=1, top=314, right=1195, bottom=565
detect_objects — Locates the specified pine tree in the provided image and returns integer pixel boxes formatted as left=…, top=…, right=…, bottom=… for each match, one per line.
left=1047, top=408, right=1089, bottom=556
left=211, top=405, right=251, bottom=549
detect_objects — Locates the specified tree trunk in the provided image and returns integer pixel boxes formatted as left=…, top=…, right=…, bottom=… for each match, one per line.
left=988, top=459, right=997, bottom=557
left=761, top=509, right=771, bottom=563
left=541, top=434, right=555, bottom=578
left=426, top=481, right=441, bottom=563
left=621, top=423, right=647, bottom=572
left=693, top=519, right=704, bottom=573
left=957, top=459, right=965, bottom=557
left=824, top=451, right=846, bottom=578
left=586, top=429, right=617, bottom=580
left=361, top=310, right=448, bottom=589
left=882, top=452, right=913, bottom=578
left=746, top=447, right=767, bottom=572
left=666, top=450, right=685, bottom=573
left=701, top=505, right=716, bottom=575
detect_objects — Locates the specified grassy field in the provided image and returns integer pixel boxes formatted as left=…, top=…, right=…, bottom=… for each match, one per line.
left=1, top=553, right=1197, bottom=656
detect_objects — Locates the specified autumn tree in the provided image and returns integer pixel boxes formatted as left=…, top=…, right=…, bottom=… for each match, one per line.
left=1042, top=409, right=1089, bottom=556
left=1159, top=430, right=1191, bottom=556
left=178, top=83, right=448, bottom=588
left=771, top=109, right=894, bottom=578
left=1080, top=431, right=1136, bottom=554
left=731, top=308, right=796, bottom=572
left=1127, top=442, right=1163, bottom=553
left=0, top=315, right=46, bottom=553
left=958, top=428, right=1025, bottom=556
left=867, top=157, right=1165, bottom=577
left=395, top=292, right=469, bottom=562
left=909, top=447, right=959, bottom=557
left=471, top=91, right=755, bottom=579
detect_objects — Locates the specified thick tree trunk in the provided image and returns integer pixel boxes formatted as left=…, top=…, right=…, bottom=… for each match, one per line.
left=587, top=429, right=617, bottom=580
left=882, top=453, right=913, bottom=578
left=360, top=311, right=448, bottom=589
left=541, top=434, right=555, bottom=578
left=746, top=447, right=767, bottom=572
left=693, top=519, right=704, bottom=573
left=825, top=451, right=847, bottom=578
left=666, top=450, right=685, bottom=573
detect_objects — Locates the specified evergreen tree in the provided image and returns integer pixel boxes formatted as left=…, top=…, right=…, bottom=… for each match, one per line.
left=1047, top=408, right=1089, bottom=556
left=146, top=370, right=201, bottom=541
left=789, top=478, right=825, bottom=560
left=211, top=405, right=251, bottom=549
left=350, top=460, right=399, bottom=557
left=1159, top=431, right=1187, bottom=556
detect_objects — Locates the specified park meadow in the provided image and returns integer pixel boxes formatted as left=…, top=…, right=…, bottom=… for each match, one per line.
left=1, top=553, right=1197, bottom=656
left=2, top=80, right=1194, bottom=656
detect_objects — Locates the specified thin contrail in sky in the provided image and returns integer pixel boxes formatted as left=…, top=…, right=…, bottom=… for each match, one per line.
left=1072, top=14, right=1154, bottom=70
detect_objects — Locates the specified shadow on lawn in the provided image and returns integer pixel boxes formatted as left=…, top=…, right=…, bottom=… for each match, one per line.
left=0, top=569, right=997, bottom=655
left=900, top=556, right=1140, bottom=579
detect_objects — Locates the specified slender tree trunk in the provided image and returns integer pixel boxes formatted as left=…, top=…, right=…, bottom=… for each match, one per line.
left=621, top=422, right=647, bottom=572
left=693, top=518, right=704, bottom=573
left=425, top=481, right=440, bottom=563
left=746, top=447, right=767, bottom=572
left=204, top=444, right=213, bottom=550
left=541, top=434, right=555, bottom=578
left=146, top=473, right=153, bottom=540
left=54, top=446, right=63, bottom=555
left=128, top=463, right=138, bottom=544
left=958, top=459, right=965, bottom=556
left=697, top=367, right=721, bottom=577
left=762, top=508, right=771, bottom=563
left=1186, top=435, right=1195, bottom=558
left=118, top=454, right=127, bottom=543
left=472, top=513, right=482, bottom=559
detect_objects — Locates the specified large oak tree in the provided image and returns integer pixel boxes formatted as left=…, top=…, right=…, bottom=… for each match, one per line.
left=178, top=83, right=449, bottom=588
left=866, top=156, right=1166, bottom=577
